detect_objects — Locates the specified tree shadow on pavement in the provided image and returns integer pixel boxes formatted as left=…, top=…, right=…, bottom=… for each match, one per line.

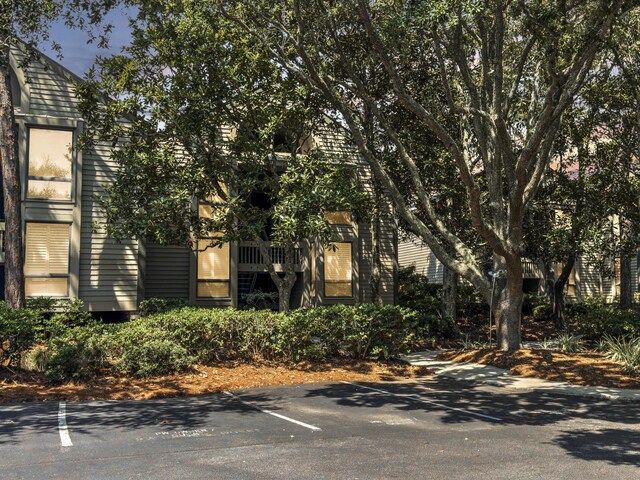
left=551, top=428, right=640, bottom=466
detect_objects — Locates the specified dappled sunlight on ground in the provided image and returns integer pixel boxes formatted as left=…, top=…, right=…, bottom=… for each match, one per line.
left=438, top=348, right=640, bottom=388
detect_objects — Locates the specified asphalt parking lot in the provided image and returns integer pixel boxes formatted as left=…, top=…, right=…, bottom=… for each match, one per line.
left=1, top=377, right=639, bottom=479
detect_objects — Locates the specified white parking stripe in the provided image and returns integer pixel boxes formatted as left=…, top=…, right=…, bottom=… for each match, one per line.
left=224, top=391, right=322, bottom=432
left=342, top=382, right=502, bottom=422
left=58, top=402, right=73, bottom=447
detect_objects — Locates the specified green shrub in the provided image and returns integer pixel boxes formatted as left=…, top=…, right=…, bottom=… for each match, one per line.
left=138, top=297, right=188, bottom=317
left=117, top=339, right=193, bottom=377
left=41, top=299, right=94, bottom=338
left=43, top=322, right=114, bottom=383
left=0, top=303, right=43, bottom=367
left=574, top=297, right=640, bottom=339
left=26, top=297, right=60, bottom=312
left=273, top=304, right=419, bottom=360
left=556, top=333, right=584, bottom=353
left=20, top=345, right=49, bottom=372
left=398, top=266, right=458, bottom=338
left=116, top=304, right=420, bottom=365
left=241, top=290, right=279, bottom=309
left=16, top=303, right=423, bottom=381
left=457, top=284, right=486, bottom=316
left=600, top=335, right=640, bottom=373
left=532, top=303, right=553, bottom=320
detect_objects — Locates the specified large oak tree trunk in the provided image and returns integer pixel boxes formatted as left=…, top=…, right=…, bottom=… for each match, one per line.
left=0, top=55, right=25, bottom=309
left=495, top=259, right=523, bottom=351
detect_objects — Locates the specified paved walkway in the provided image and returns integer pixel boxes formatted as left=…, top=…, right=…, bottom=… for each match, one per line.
left=403, top=350, right=640, bottom=402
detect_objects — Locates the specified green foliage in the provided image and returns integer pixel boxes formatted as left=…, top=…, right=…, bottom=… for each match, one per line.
left=117, top=304, right=420, bottom=365
left=20, top=344, right=49, bottom=372
left=139, top=298, right=188, bottom=317
left=117, top=340, right=193, bottom=378
left=274, top=304, right=420, bottom=360
left=532, top=304, right=553, bottom=321
left=397, top=266, right=457, bottom=338
left=241, top=291, right=279, bottom=310
left=459, top=334, right=489, bottom=350
left=43, top=321, right=114, bottom=383
left=7, top=304, right=425, bottom=381
left=556, top=334, right=585, bottom=354
left=0, top=302, right=43, bottom=367
left=574, top=297, right=640, bottom=339
left=600, top=335, right=640, bottom=373
left=538, top=338, right=555, bottom=350
left=26, top=296, right=59, bottom=312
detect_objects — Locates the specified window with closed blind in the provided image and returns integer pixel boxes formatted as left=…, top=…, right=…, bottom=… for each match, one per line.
left=197, top=239, right=230, bottom=297
left=27, top=128, right=74, bottom=200
left=24, top=223, right=70, bottom=297
left=197, top=192, right=230, bottom=298
left=324, top=242, right=353, bottom=297
left=324, top=211, right=352, bottom=225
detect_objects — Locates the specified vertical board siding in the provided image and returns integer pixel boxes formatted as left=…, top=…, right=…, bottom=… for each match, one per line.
left=145, top=244, right=190, bottom=299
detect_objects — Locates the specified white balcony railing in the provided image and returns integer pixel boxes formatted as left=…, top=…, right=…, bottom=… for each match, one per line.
left=238, top=242, right=301, bottom=268
left=522, top=259, right=540, bottom=278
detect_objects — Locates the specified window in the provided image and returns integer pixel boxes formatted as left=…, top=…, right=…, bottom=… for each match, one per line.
left=615, top=257, right=621, bottom=296
left=324, top=211, right=352, bottom=225
left=197, top=239, right=230, bottom=298
left=324, top=242, right=353, bottom=297
left=27, top=128, right=73, bottom=200
left=197, top=193, right=230, bottom=298
left=24, top=223, right=70, bottom=297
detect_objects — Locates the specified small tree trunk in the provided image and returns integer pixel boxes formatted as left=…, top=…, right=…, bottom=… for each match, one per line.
left=552, top=255, right=575, bottom=331
left=0, top=56, right=25, bottom=309
left=495, top=258, right=523, bottom=351
left=257, top=238, right=297, bottom=312
left=619, top=254, right=633, bottom=310
left=441, top=266, right=457, bottom=322
left=278, top=286, right=292, bottom=311
left=368, top=181, right=383, bottom=305
left=543, top=262, right=555, bottom=303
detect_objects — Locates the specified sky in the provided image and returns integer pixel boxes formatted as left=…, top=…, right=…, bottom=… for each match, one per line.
left=41, top=7, right=134, bottom=78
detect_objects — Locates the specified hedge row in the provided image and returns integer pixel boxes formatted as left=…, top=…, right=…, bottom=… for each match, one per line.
left=2, top=302, right=424, bottom=382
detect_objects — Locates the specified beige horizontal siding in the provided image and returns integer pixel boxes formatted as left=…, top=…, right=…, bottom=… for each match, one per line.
left=398, top=239, right=444, bottom=284
left=79, top=143, right=139, bottom=311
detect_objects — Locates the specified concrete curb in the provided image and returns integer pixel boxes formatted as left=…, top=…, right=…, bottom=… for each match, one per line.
left=402, top=351, right=640, bottom=403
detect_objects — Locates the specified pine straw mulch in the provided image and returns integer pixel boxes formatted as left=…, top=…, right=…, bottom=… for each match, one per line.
left=0, top=360, right=432, bottom=403
left=438, top=348, right=640, bottom=389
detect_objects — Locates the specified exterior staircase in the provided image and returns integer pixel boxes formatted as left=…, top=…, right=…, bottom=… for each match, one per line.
left=238, top=271, right=258, bottom=298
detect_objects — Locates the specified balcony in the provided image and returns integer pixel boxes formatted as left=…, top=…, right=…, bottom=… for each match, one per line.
left=238, top=242, right=303, bottom=272
left=522, top=259, right=542, bottom=279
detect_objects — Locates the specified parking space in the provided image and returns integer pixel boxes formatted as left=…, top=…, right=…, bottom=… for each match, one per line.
left=0, top=379, right=504, bottom=464
left=0, top=402, right=63, bottom=467
left=2, top=378, right=640, bottom=479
